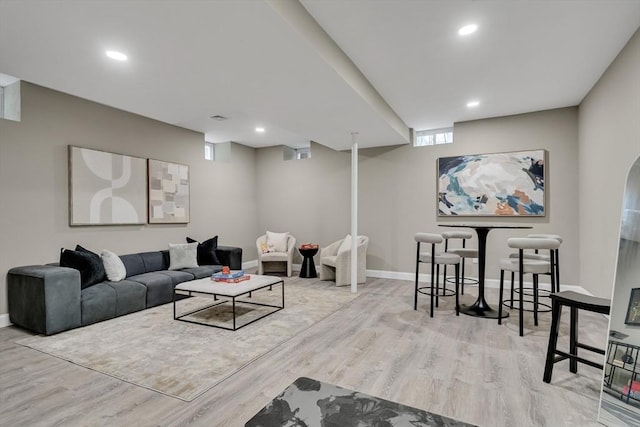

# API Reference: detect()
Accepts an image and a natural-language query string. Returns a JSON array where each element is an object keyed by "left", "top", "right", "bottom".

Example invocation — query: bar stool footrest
[
  {"left": 445, "top": 276, "right": 478, "bottom": 285},
  {"left": 501, "top": 299, "right": 552, "bottom": 313},
  {"left": 417, "top": 286, "right": 457, "bottom": 297},
  {"left": 552, "top": 350, "right": 604, "bottom": 370}
]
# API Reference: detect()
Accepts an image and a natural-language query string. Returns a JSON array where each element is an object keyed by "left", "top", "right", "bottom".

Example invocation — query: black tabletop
[{"left": 438, "top": 223, "right": 533, "bottom": 229}]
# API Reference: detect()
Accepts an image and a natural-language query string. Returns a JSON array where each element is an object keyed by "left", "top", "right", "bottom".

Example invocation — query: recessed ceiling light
[
  {"left": 458, "top": 24, "right": 478, "bottom": 36},
  {"left": 255, "top": 127, "right": 265, "bottom": 133},
  {"left": 106, "top": 50, "right": 127, "bottom": 61},
  {"left": 466, "top": 100, "right": 480, "bottom": 108}
]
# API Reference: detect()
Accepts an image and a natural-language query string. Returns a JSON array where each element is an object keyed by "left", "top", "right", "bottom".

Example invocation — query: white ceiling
[{"left": 1, "top": 1, "right": 638, "bottom": 151}]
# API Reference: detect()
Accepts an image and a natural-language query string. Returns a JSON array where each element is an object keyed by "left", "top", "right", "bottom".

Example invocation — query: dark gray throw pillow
[
  {"left": 186, "top": 236, "right": 220, "bottom": 265},
  {"left": 59, "top": 246, "right": 107, "bottom": 289}
]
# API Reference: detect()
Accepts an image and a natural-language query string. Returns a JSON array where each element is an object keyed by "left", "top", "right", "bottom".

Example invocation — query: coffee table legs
[{"left": 173, "top": 280, "right": 285, "bottom": 330}]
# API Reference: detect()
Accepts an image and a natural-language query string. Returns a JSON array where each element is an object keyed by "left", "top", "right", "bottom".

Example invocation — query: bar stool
[
  {"left": 509, "top": 233, "right": 562, "bottom": 293},
  {"left": 414, "top": 233, "right": 461, "bottom": 318},
  {"left": 543, "top": 291, "right": 611, "bottom": 383},
  {"left": 498, "top": 237, "right": 560, "bottom": 336},
  {"left": 442, "top": 231, "right": 479, "bottom": 295}
]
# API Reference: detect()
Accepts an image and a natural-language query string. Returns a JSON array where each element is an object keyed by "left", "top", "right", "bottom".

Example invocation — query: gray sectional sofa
[{"left": 7, "top": 245, "right": 242, "bottom": 335}]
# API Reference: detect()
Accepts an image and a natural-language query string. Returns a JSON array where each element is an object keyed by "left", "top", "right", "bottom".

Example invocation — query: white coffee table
[{"left": 173, "top": 275, "right": 284, "bottom": 330}]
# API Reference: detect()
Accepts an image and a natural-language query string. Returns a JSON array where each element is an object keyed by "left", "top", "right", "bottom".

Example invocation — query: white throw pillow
[
  {"left": 337, "top": 234, "right": 352, "bottom": 254},
  {"left": 101, "top": 249, "right": 126, "bottom": 282},
  {"left": 266, "top": 231, "right": 289, "bottom": 253},
  {"left": 168, "top": 242, "right": 199, "bottom": 270}
]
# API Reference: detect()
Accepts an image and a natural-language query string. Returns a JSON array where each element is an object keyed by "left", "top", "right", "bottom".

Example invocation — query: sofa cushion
[
  {"left": 160, "top": 270, "right": 195, "bottom": 285},
  {"left": 181, "top": 265, "right": 220, "bottom": 279},
  {"left": 106, "top": 280, "right": 146, "bottom": 316},
  {"left": 168, "top": 243, "right": 199, "bottom": 270},
  {"left": 140, "top": 251, "right": 167, "bottom": 273},
  {"left": 186, "top": 236, "right": 221, "bottom": 266},
  {"left": 60, "top": 247, "right": 106, "bottom": 289},
  {"left": 120, "top": 253, "right": 146, "bottom": 277},
  {"left": 127, "top": 272, "right": 174, "bottom": 308},
  {"left": 101, "top": 249, "right": 126, "bottom": 281},
  {"left": 81, "top": 283, "right": 116, "bottom": 325}
]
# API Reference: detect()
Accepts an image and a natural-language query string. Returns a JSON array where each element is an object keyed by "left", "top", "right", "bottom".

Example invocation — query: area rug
[
  {"left": 246, "top": 377, "right": 478, "bottom": 426},
  {"left": 17, "top": 281, "right": 359, "bottom": 402}
]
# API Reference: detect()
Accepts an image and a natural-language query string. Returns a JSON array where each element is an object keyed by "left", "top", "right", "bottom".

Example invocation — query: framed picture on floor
[
  {"left": 69, "top": 146, "right": 147, "bottom": 225},
  {"left": 437, "top": 149, "right": 546, "bottom": 216},
  {"left": 625, "top": 288, "right": 640, "bottom": 325},
  {"left": 148, "top": 159, "right": 190, "bottom": 224}
]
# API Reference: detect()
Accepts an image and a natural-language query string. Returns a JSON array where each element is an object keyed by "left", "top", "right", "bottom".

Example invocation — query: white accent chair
[
  {"left": 256, "top": 233, "right": 296, "bottom": 277},
  {"left": 319, "top": 235, "right": 369, "bottom": 287}
]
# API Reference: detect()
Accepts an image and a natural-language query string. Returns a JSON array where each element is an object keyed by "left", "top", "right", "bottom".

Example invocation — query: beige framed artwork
[
  {"left": 69, "top": 146, "right": 147, "bottom": 226},
  {"left": 148, "top": 159, "right": 190, "bottom": 224}
]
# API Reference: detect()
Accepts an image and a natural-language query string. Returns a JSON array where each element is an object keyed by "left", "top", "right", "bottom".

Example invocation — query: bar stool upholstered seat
[
  {"left": 414, "top": 233, "right": 461, "bottom": 317},
  {"left": 509, "top": 233, "right": 563, "bottom": 293}
]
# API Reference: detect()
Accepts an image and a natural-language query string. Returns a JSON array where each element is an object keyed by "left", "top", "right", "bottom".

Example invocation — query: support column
[{"left": 351, "top": 132, "right": 359, "bottom": 293}]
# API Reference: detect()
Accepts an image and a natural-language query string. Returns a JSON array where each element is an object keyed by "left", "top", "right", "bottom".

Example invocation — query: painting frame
[
  {"left": 147, "top": 158, "right": 190, "bottom": 224},
  {"left": 68, "top": 145, "right": 147, "bottom": 226},
  {"left": 437, "top": 149, "right": 546, "bottom": 217},
  {"left": 624, "top": 288, "right": 640, "bottom": 325}
]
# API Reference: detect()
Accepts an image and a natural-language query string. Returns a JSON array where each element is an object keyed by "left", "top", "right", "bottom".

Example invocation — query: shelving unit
[{"left": 604, "top": 340, "right": 640, "bottom": 407}]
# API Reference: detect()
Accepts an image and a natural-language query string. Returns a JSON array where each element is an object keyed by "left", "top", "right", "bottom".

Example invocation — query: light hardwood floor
[{"left": 0, "top": 277, "right": 608, "bottom": 426}]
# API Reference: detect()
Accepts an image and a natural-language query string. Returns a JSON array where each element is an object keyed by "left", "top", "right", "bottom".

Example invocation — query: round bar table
[{"left": 438, "top": 224, "right": 532, "bottom": 318}]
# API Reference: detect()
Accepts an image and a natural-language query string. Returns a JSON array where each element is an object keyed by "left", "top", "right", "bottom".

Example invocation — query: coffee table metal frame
[{"left": 173, "top": 276, "right": 284, "bottom": 331}]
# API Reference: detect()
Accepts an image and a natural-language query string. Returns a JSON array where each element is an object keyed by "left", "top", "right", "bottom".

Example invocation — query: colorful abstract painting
[
  {"left": 148, "top": 159, "right": 190, "bottom": 223},
  {"left": 69, "top": 146, "right": 147, "bottom": 225},
  {"left": 438, "top": 149, "right": 545, "bottom": 216}
]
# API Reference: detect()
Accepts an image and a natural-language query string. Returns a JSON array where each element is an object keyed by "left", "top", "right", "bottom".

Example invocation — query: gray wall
[
  {"left": 1, "top": 29, "right": 638, "bottom": 319},
  {"left": 254, "top": 108, "right": 580, "bottom": 287},
  {"left": 254, "top": 142, "right": 351, "bottom": 263},
  {"left": 579, "top": 29, "right": 640, "bottom": 298},
  {"left": 359, "top": 107, "right": 580, "bottom": 284},
  {"left": 0, "top": 82, "right": 259, "bottom": 315}
]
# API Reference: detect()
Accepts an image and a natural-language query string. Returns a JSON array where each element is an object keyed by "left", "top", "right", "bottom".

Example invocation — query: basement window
[
  {"left": 283, "top": 145, "right": 311, "bottom": 161},
  {"left": 0, "top": 73, "right": 21, "bottom": 122},
  {"left": 414, "top": 127, "right": 453, "bottom": 147},
  {"left": 204, "top": 142, "right": 214, "bottom": 160}
]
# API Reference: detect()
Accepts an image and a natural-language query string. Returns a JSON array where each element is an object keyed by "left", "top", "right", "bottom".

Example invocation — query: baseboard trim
[
  {"left": 242, "top": 259, "right": 258, "bottom": 270},
  {"left": 0, "top": 269, "right": 597, "bottom": 329},
  {"left": 0, "top": 313, "right": 11, "bottom": 329},
  {"left": 365, "top": 269, "right": 591, "bottom": 295}
]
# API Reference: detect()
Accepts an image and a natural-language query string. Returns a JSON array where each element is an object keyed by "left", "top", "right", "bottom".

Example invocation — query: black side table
[{"left": 299, "top": 246, "right": 318, "bottom": 278}]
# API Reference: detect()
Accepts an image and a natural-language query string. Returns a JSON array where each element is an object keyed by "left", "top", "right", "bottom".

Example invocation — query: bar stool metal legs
[{"left": 414, "top": 233, "right": 461, "bottom": 317}]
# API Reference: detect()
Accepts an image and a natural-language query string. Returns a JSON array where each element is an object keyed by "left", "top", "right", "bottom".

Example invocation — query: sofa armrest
[
  {"left": 8, "top": 265, "right": 82, "bottom": 335},
  {"left": 215, "top": 245, "right": 243, "bottom": 270}
]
